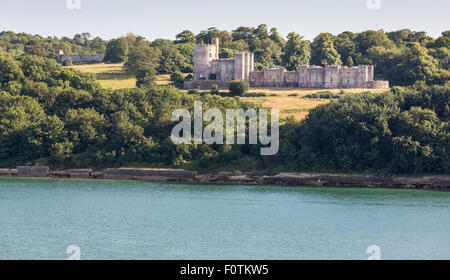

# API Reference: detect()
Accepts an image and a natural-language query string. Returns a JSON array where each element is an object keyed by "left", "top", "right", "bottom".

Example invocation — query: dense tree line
[{"left": 0, "top": 31, "right": 107, "bottom": 58}]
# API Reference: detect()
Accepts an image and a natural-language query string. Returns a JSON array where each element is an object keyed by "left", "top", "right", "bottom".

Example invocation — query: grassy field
[
  {"left": 68, "top": 63, "right": 173, "bottom": 90},
  {"left": 69, "top": 63, "right": 136, "bottom": 90},
  {"left": 69, "top": 63, "right": 386, "bottom": 120},
  {"left": 180, "top": 87, "right": 385, "bottom": 120},
  {"left": 243, "top": 88, "right": 386, "bottom": 120}
]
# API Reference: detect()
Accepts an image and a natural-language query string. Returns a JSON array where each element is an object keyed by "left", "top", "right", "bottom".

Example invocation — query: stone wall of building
[
  {"left": 211, "top": 58, "right": 235, "bottom": 81},
  {"left": 57, "top": 51, "right": 105, "bottom": 64},
  {"left": 248, "top": 65, "right": 389, "bottom": 89},
  {"left": 366, "top": 80, "right": 391, "bottom": 89},
  {"left": 184, "top": 80, "right": 231, "bottom": 90},
  {"left": 233, "top": 53, "right": 254, "bottom": 81}
]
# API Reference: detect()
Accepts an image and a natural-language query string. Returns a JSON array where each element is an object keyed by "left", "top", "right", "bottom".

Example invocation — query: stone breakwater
[{"left": 0, "top": 167, "right": 449, "bottom": 190}]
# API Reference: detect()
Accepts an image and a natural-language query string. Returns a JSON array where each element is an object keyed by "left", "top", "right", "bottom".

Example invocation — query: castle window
[{"left": 209, "top": 53, "right": 212, "bottom": 58}]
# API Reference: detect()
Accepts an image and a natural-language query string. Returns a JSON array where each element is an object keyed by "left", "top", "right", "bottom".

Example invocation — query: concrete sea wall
[
  {"left": 103, "top": 168, "right": 198, "bottom": 181},
  {"left": 16, "top": 166, "right": 49, "bottom": 177},
  {"left": 0, "top": 166, "right": 449, "bottom": 190}
]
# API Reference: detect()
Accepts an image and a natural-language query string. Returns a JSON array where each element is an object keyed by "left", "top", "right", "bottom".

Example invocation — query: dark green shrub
[
  {"left": 136, "top": 68, "right": 157, "bottom": 87},
  {"left": 245, "top": 92, "right": 267, "bottom": 97},
  {"left": 210, "top": 84, "right": 220, "bottom": 95},
  {"left": 170, "top": 72, "right": 185, "bottom": 84},
  {"left": 62, "top": 58, "right": 73, "bottom": 66},
  {"left": 229, "top": 80, "right": 250, "bottom": 96},
  {"left": 187, "top": 89, "right": 200, "bottom": 95}
]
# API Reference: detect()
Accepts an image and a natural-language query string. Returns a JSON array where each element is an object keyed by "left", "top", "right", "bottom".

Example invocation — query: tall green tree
[
  {"left": 196, "top": 27, "right": 232, "bottom": 44},
  {"left": 394, "top": 42, "right": 440, "bottom": 86},
  {"left": 254, "top": 38, "right": 282, "bottom": 68},
  {"left": 270, "top": 28, "right": 286, "bottom": 48},
  {"left": 24, "top": 39, "right": 52, "bottom": 57},
  {"left": 345, "top": 56, "right": 354, "bottom": 67},
  {"left": 334, "top": 31, "right": 359, "bottom": 65},
  {"left": 433, "top": 31, "right": 450, "bottom": 48},
  {"left": 157, "top": 45, "right": 187, "bottom": 74},
  {"left": 104, "top": 38, "right": 129, "bottom": 63},
  {"left": 0, "top": 56, "right": 24, "bottom": 89},
  {"left": 125, "top": 42, "right": 160, "bottom": 74},
  {"left": 175, "top": 30, "right": 195, "bottom": 44},
  {"left": 282, "top": 32, "right": 311, "bottom": 71},
  {"left": 355, "top": 30, "right": 394, "bottom": 57},
  {"left": 254, "top": 24, "right": 269, "bottom": 40},
  {"left": 311, "top": 33, "right": 342, "bottom": 66},
  {"left": 231, "top": 26, "right": 255, "bottom": 42}
]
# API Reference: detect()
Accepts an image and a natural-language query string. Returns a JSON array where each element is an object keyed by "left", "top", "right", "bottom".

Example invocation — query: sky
[{"left": 0, "top": 0, "right": 449, "bottom": 41}]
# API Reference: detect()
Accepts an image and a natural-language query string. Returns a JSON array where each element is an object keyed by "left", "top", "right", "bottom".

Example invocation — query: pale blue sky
[{"left": 0, "top": 0, "right": 448, "bottom": 41}]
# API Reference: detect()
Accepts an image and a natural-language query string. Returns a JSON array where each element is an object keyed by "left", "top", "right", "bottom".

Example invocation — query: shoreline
[{"left": 0, "top": 166, "right": 449, "bottom": 190}]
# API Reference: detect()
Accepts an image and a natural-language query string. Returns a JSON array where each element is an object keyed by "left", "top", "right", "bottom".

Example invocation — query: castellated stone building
[
  {"left": 250, "top": 65, "right": 389, "bottom": 89},
  {"left": 185, "top": 38, "right": 254, "bottom": 89},
  {"left": 185, "top": 38, "right": 389, "bottom": 90}
]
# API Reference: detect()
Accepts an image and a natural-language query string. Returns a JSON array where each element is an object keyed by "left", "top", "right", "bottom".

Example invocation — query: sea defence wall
[
  {"left": 103, "top": 168, "right": 198, "bottom": 181},
  {"left": 260, "top": 173, "right": 450, "bottom": 189},
  {"left": 0, "top": 169, "right": 14, "bottom": 176},
  {"left": 0, "top": 166, "right": 449, "bottom": 190},
  {"left": 16, "top": 166, "right": 49, "bottom": 177},
  {"left": 68, "top": 169, "right": 93, "bottom": 178}
]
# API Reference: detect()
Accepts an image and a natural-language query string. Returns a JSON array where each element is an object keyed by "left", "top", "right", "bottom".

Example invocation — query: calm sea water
[{"left": 0, "top": 177, "right": 449, "bottom": 260}]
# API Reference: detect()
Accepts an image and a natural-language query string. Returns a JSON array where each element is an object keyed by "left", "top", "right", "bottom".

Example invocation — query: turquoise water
[{"left": 0, "top": 177, "right": 449, "bottom": 260}]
